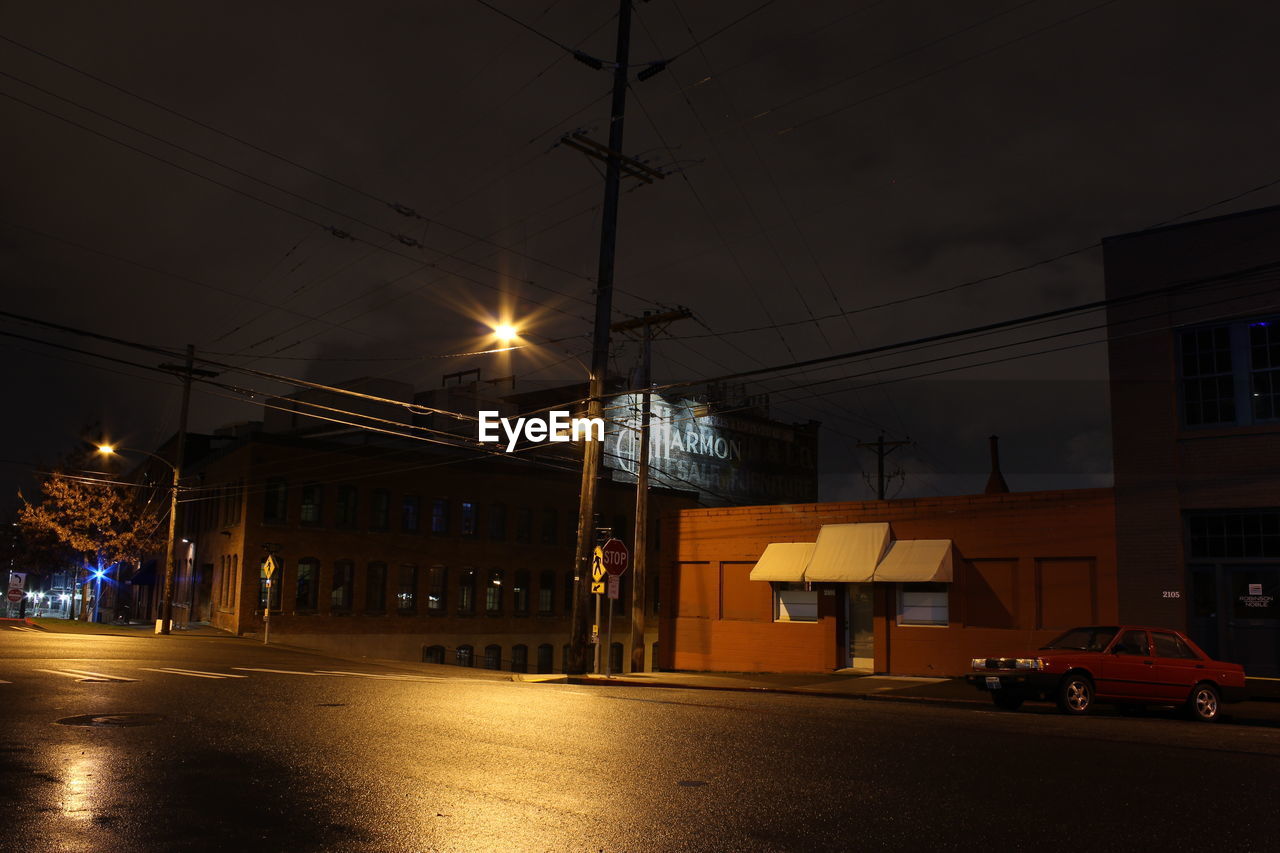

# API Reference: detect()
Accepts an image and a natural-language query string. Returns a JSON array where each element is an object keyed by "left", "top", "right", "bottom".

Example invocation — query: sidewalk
[
  {"left": 27, "top": 617, "right": 233, "bottom": 638},
  {"left": 559, "top": 669, "right": 1280, "bottom": 727}
]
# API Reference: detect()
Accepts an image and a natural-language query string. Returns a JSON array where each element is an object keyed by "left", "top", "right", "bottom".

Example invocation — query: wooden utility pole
[
  {"left": 568, "top": 0, "right": 634, "bottom": 675},
  {"left": 856, "top": 434, "right": 911, "bottom": 500},
  {"left": 612, "top": 307, "right": 691, "bottom": 673}
]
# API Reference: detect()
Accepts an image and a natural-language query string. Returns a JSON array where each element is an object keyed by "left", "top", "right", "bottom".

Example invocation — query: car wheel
[
  {"left": 992, "top": 693, "right": 1023, "bottom": 711},
  {"left": 1185, "top": 683, "right": 1221, "bottom": 722},
  {"left": 1057, "top": 674, "right": 1093, "bottom": 715}
]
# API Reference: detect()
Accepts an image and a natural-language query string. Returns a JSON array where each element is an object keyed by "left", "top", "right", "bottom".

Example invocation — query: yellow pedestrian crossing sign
[
  {"left": 262, "top": 555, "right": 277, "bottom": 579},
  {"left": 591, "top": 547, "right": 606, "bottom": 582},
  {"left": 591, "top": 581, "right": 605, "bottom": 594}
]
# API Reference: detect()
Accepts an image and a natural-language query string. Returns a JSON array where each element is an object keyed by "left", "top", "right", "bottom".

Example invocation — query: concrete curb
[{"left": 564, "top": 676, "right": 988, "bottom": 709}]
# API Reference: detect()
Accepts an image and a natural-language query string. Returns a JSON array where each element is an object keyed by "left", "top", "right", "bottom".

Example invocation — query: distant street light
[
  {"left": 492, "top": 323, "right": 519, "bottom": 345},
  {"left": 97, "top": 443, "right": 181, "bottom": 635}
]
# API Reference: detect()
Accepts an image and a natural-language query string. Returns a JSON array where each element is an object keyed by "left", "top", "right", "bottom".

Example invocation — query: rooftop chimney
[{"left": 985, "top": 435, "right": 1010, "bottom": 494}]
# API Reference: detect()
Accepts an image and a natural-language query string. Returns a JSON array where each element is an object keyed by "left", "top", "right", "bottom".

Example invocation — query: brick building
[
  {"left": 659, "top": 488, "right": 1117, "bottom": 676},
  {"left": 1105, "top": 204, "right": 1280, "bottom": 676},
  {"left": 169, "top": 429, "right": 695, "bottom": 672}
]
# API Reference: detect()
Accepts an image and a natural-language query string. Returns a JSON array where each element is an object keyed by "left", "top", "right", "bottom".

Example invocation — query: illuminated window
[
  {"left": 457, "top": 568, "right": 475, "bottom": 615},
  {"left": 537, "top": 570, "right": 555, "bottom": 615},
  {"left": 397, "top": 564, "right": 418, "bottom": 614},
  {"left": 512, "top": 569, "right": 529, "bottom": 615},
  {"left": 485, "top": 569, "right": 503, "bottom": 614},
  {"left": 897, "top": 582, "right": 949, "bottom": 626},
  {"left": 427, "top": 565, "right": 447, "bottom": 612},
  {"left": 295, "top": 558, "right": 318, "bottom": 611},
  {"left": 330, "top": 559, "right": 354, "bottom": 612},
  {"left": 300, "top": 484, "right": 322, "bottom": 525}
]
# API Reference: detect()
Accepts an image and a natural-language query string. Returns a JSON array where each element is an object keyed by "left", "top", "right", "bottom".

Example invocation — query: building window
[
  {"left": 564, "top": 570, "right": 575, "bottom": 613},
  {"left": 898, "top": 582, "right": 950, "bottom": 626},
  {"left": 561, "top": 644, "right": 571, "bottom": 674},
  {"left": 536, "top": 643, "right": 554, "bottom": 674},
  {"left": 431, "top": 499, "right": 451, "bottom": 535},
  {"left": 335, "top": 485, "right": 358, "bottom": 528},
  {"left": 300, "top": 484, "right": 323, "bottom": 525},
  {"left": 263, "top": 478, "right": 287, "bottom": 524},
  {"left": 397, "top": 564, "right": 418, "bottom": 614},
  {"left": 1179, "top": 317, "right": 1280, "bottom": 427},
  {"left": 485, "top": 569, "right": 503, "bottom": 614},
  {"left": 489, "top": 503, "right": 507, "bottom": 541},
  {"left": 512, "top": 569, "right": 529, "bottom": 615},
  {"left": 422, "top": 645, "right": 445, "bottom": 664},
  {"left": 515, "top": 508, "right": 532, "bottom": 543},
  {"left": 260, "top": 558, "right": 283, "bottom": 611},
  {"left": 331, "top": 559, "right": 354, "bottom": 612},
  {"left": 457, "top": 568, "right": 476, "bottom": 615},
  {"left": 1188, "top": 510, "right": 1280, "bottom": 559},
  {"left": 1251, "top": 320, "right": 1280, "bottom": 420},
  {"left": 511, "top": 644, "right": 528, "bottom": 673},
  {"left": 366, "top": 562, "right": 387, "bottom": 613},
  {"left": 427, "top": 565, "right": 447, "bottom": 613},
  {"left": 461, "top": 501, "right": 478, "bottom": 537},
  {"left": 402, "top": 495, "right": 421, "bottom": 532},
  {"left": 774, "top": 582, "right": 817, "bottom": 622},
  {"left": 483, "top": 644, "right": 502, "bottom": 670},
  {"left": 370, "top": 489, "right": 390, "bottom": 530},
  {"left": 456, "top": 645, "right": 474, "bottom": 667},
  {"left": 537, "top": 570, "right": 555, "bottom": 615},
  {"left": 540, "top": 509, "right": 557, "bottom": 545},
  {"left": 295, "top": 558, "right": 319, "bottom": 611}
]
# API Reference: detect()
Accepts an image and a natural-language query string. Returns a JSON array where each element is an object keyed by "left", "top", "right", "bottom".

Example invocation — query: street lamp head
[
  {"left": 492, "top": 323, "right": 519, "bottom": 345},
  {"left": 96, "top": 444, "right": 116, "bottom": 455}
]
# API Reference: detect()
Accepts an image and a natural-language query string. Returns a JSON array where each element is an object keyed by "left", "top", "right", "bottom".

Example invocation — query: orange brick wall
[{"left": 660, "top": 489, "right": 1117, "bottom": 675}]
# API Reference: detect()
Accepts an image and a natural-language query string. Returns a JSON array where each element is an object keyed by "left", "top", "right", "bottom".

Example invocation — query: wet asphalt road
[{"left": 2, "top": 629, "right": 1279, "bottom": 853}]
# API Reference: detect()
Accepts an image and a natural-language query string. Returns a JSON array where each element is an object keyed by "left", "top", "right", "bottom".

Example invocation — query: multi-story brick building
[{"left": 1105, "top": 204, "right": 1280, "bottom": 676}]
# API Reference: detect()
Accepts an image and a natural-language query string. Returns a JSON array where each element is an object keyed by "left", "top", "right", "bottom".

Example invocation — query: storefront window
[
  {"left": 774, "top": 582, "right": 817, "bottom": 622},
  {"left": 898, "top": 582, "right": 949, "bottom": 626}
]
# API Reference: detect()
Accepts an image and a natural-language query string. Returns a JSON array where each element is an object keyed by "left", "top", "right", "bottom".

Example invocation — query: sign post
[
  {"left": 601, "top": 539, "right": 629, "bottom": 676},
  {"left": 262, "top": 555, "right": 277, "bottom": 645},
  {"left": 591, "top": 547, "right": 606, "bottom": 672}
]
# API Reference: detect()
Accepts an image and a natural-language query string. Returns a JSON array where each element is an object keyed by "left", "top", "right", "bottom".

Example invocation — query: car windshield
[{"left": 1040, "top": 626, "right": 1119, "bottom": 651}]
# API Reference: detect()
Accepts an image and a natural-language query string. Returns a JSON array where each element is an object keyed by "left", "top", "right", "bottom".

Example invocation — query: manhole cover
[{"left": 57, "top": 713, "right": 165, "bottom": 728}]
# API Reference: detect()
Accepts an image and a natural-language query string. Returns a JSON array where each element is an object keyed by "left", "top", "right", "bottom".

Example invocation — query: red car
[{"left": 964, "top": 625, "right": 1247, "bottom": 721}]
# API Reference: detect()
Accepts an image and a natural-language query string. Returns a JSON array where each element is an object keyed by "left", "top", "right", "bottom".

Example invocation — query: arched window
[
  {"left": 485, "top": 569, "right": 503, "bottom": 614},
  {"left": 483, "top": 644, "right": 502, "bottom": 670},
  {"left": 456, "top": 644, "right": 474, "bottom": 667},
  {"left": 295, "top": 558, "right": 319, "bottom": 611},
  {"left": 457, "top": 568, "right": 476, "bottom": 615},
  {"left": 511, "top": 644, "right": 528, "bottom": 673},
  {"left": 422, "top": 645, "right": 445, "bottom": 664},
  {"left": 536, "top": 643, "right": 554, "bottom": 674}
]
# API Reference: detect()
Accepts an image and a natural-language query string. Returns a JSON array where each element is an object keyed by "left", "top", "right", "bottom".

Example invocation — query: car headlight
[
  {"left": 970, "top": 658, "right": 988, "bottom": 671},
  {"left": 1014, "top": 658, "right": 1044, "bottom": 670}
]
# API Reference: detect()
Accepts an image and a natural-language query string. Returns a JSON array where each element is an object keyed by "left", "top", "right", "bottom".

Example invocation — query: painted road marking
[
  {"left": 231, "top": 667, "right": 321, "bottom": 676},
  {"left": 34, "top": 668, "right": 137, "bottom": 682},
  {"left": 313, "top": 670, "right": 444, "bottom": 682},
  {"left": 140, "top": 667, "right": 247, "bottom": 680},
  {"left": 8, "top": 626, "right": 40, "bottom": 633}
]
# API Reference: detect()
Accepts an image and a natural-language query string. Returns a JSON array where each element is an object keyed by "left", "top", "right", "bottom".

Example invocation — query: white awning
[
  {"left": 749, "top": 542, "right": 816, "bottom": 582},
  {"left": 872, "top": 539, "right": 953, "bottom": 583},
  {"left": 802, "top": 523, "right": 891, "bottom": 583}
]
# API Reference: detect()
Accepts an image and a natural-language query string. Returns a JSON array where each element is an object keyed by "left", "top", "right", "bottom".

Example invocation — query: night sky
[{"left": 4, "top": 0, "right": 1280, "bottom": 512}]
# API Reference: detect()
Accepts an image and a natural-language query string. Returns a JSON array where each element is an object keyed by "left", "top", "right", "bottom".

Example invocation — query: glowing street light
[
  {"left": 97, "top": 443, "right": 181, "bottom": 634},
  {"left": 492, "top": 323, "right": 519, "bottom": 345}
]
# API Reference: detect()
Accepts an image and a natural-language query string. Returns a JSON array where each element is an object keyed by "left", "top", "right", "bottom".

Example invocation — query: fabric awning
[
  {"left": 803, "top": 523, "right": 891, "bottom": 583},
  {"left": 872, "top": 539, "right": 953, "bottom": 583},
  {"left": 749, "top": 542, "right": 816, "bottom": 582}
]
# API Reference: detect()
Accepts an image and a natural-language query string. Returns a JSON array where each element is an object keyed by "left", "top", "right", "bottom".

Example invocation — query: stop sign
[
  {"left": 6, "top": 588, "right": 22, "bottom": 603},
  {"left": 601, "top": 538, "right": 629, "bottom": 576}
]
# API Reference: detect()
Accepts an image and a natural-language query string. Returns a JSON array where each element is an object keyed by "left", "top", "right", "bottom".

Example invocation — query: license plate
[{"left": 986, "top": 676, "right": 1002, "bottom": 690}]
